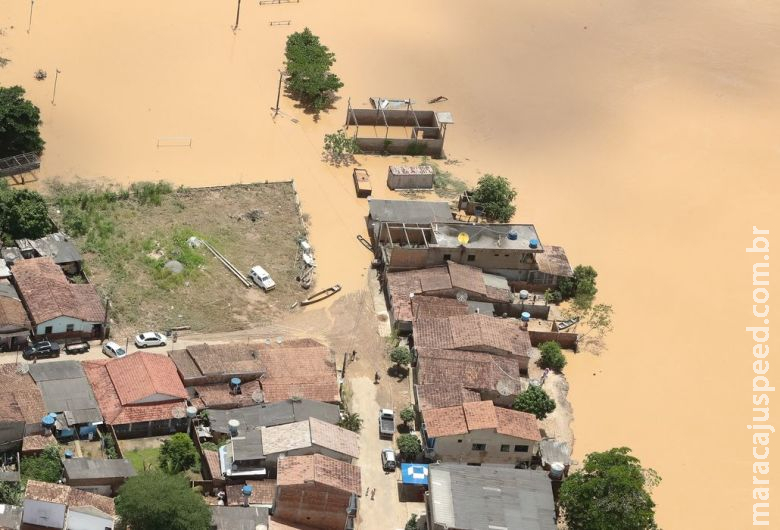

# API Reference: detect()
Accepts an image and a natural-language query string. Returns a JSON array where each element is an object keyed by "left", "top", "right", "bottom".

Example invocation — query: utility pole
[
  {"left": 27, "top": 0, "right": 34, "bottom": 34},
  {"left": 51, "top": 69, "right": 61, "bottom": 105},
  {"left": 233, "top": 0, "right": 242, "bottom": 31},
  {"left": 274, "top": 70, "right": 286, "bottom": 117}
]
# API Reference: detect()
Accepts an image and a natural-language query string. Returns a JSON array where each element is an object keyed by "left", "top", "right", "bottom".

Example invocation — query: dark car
[{"left": 22, "top": 341, "right": 61, "bottom": 360}]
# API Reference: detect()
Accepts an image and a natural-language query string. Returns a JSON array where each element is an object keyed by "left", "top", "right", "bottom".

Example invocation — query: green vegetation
[
  {"left": 559, "top": 447, "right": 661, "bottom": 530},
  {"left": 390, "top": 345, "right": 412, "bottom": 369},
  {"left": 0, "top": 180, "right": 51, "bottom": 243},
  {"left": 144, "top": 227, "right": 206, "bottom": 291},
  {"left": 400, "top": 405, "right": 416, "bottom": 426},
  {"left": 130, "top": 181, "right": 173, "bottom": 206},
  {"left": 405, "top": 141, "right": 427, "bottom": 156},
  {"left": 21, "top": 445, "right": 62, "bottom": 483},
  {"left": 158, "top": 433, "right": 200, "bottom": 474},
  {"left": 405, "top": 514, "right": 419, "bottom": 530},
  {"left": 103, "top": 435, "right": 119, "bottom": 459},
  {"left": 323, "top": 129, "right": 359, "bottom": 165},
  {"left": 285, "top": 28, "right": 343, "bottom": 111},
  {"left": 558, "top": 264, "right": 599, "bottom": 310},
  {"left": 512, "top": 385, "right": 556, "bottom": 420},
  {"left": 537, "top": 341, "right": 567, "bottom": 372},
  {"left": 338, "top": 411, "right": 363, "bottom": 433},
  {"left": 425, "top": 159, "right": 468, "bottom": 198},
  {"left": 126, "top": 447, "right": 162, "bottom": 473},
  {"left": 0, "top": 85, "right": 44, "bottom": 157},
  {"left": 0, "top": 482, "right": 22, "bottom": 505},
  {"left": 397, "top": 434, "right": 422, "bottom": 461},
  {"left": 470, "top": 174, "right": 517, "bottom": 222},
  {"left": 116, "top": 472, "right": 211, "bottom": 530}
]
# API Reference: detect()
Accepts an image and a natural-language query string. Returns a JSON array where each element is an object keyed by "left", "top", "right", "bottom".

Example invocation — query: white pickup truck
[{"left": 379, "top": 408, "right": 395, "bottom": 439}]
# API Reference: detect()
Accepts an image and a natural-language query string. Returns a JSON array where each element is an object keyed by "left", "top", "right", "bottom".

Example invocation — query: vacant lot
[{"left": 49, "top": 181, "right": 307, "bottom": 338}]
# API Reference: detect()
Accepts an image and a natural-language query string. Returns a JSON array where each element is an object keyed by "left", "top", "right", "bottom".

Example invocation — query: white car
[
  {"left": 102, "top": 341, "right": 127, "bottom": 358},
  {"left": 381, "top": 448, "right": 397, "bottom": 471},
  {"left": 250, "top": 266, "right": 276, "bottom": 291},
  {"left": 134, "top": 332, "right": 167, "bottom": 348}
]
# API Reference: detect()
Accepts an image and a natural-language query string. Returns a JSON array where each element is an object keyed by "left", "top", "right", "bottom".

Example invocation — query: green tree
[
  {"left": 513, "top": 385, "right": 556, "bottom": 420},
  {"left": 537, "top": 341, "right": 567, "bottom": 372},
  {"left": 405, "top": 514, "right": 419, "bottom": 530},
  {"left": 397, "top": 434, "right": 422, "bottom": 461},
  {"left": 0, "top": 481, "right": 22, "bottom": 505},
  {"left": 284, "top": 28, "right": 344, "bottom": 111},
  {"left": 559, "top": 447, "right": 661, "bottom": 530},
  {"left": 0, "top": 180, "right": 50, "bottom": 242},
  {"left": 338, "top": 411, "right": 363, "bottom": 433},
  {"left": 0, "top": 85, "right": 44, "bottom": 158},
  {"left": 390, "top": 345, "right": 412, "bottom": 369},
  {"left": 558, "top": 265, "right": 599, "bottom": 310},
  {"left": 116, "top": 472, "right": 211, "bottom": 530},
  {"left": 20, "top": 445, "right": 61, "bottom": 483},
  {"left": 158, "top": 433, "right": 199, "bottom": 474},
  {"left": 399, "top": 405, "right": 415, "bottom": 426},
  {"left": 470, "top": 174, "right": 517, "bottom": 222}
]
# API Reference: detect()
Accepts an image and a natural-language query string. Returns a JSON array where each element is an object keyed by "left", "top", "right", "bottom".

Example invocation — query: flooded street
[{"left": 2, "top": 1, "right": 779, "bottom": 527}]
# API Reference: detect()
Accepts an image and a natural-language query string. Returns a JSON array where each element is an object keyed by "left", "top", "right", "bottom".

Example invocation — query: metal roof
[
  {"left": 29, "top": 362, "right": 102, "bottom": 425},
  {"left": 210, "top": 506, "right": 269, "bottom": 530},
  {"left": 368, "top": 199, "right": 454, "bottom": 224},
  {"left": 208, "top": 399, "right": 340, "bottom": 435},
  {"left": 0, "top": 503, "right": 22, "bottom": 530},
  {"left": 232, "top": 430, "right": 264, "bottom": 461},
  {"left": 63, "top": 458, "right": 136, "bottom": 480},
  {"left": 428, "top": 464, "right": 556, "bottom": 530}
]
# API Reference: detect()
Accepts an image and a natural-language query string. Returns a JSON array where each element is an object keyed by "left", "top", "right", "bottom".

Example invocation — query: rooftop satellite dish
[
  {"left": 265, "top": 338, "right": 272, "bottom": 345},
  {"left": 276, "top": 336, "right": 283, "bottom": 344},
  {"left": 251, "top": 390, "right": 265, "bottom": 403},
  {"left": 171, "top": 406, "right": 187, "bottom": 419},
  {"left": 495, "top": 378, "right": 513, "bottom": 396},
  {"left": 456, "top": 290, "right": 468, "bottom": 303},
  {"left": 457, "top": 232, "right": 470, "bottom": 246}
]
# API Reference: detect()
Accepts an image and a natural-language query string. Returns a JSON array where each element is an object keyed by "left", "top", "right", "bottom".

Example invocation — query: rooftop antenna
[{"left": 251, "top": 390, "right": 265, "bottom": 403}]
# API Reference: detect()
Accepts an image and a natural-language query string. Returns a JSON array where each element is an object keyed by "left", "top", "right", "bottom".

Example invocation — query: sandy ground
[{"left": 2, "top": 1, "right": 780, "bottom": 527}]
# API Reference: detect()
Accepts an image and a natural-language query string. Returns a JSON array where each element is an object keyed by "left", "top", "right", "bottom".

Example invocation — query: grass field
[
  {"left": 125, "top": 447, "right": 162, "bottom": 473},
  {"left": 47, "top": 181, "right": 308, "bottom": 337}
]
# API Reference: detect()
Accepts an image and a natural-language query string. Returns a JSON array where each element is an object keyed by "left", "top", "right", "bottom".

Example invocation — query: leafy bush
[
  {"left": 558, "top": 265, "right": 599, "bottom": 310},
  {"left": 158, "top": 433, "right": 199, "bottom": 474},
  {"left": 116, "top": 472, "right": 211, "bottom": 530},
  {"left": 397, "top": 434, "right": 422, "bottom": 461},
  {"left": 0, "top": 181, "right": 51, "bottom": 242},
  {"left": 538, "top": 341, "right": 567, "bottom": 372},
  {"left": 400, "top": 405, "right": 415, "bottom": 425},
  {"left": 338, "top": 412, "right": 363, "bottom": 433},
  {"left": 0, "top": 482, "right": 22, "bottom": 505},
  {"left": 390, "top": 345, "right": 412, "bottom": 368},
  {"left": 130, "top": 181, "right": 173, "bottom": 206},
  {"left": 21, "top": 445, "right": 62, "bottom": 483},
  {"left": 405, "top": 514, "right": 419, "bottom": 530},
  {"left": 200, "top": 442, "right": 219, "bottom": 452},
  {"left": 513, "top": 385, "right": 556, "bottom": 420},
  {"left": 285, "top": 28, "right": 343, "bottom": 110},
  {"left": 323, "top": 130, "right": 359, "bottom": 165},
  {"left": 103, "top": 435, "right": 119, "bottom": 459},
  {"left": 470, "top": 174, "right": 517, "bottom": 222}
]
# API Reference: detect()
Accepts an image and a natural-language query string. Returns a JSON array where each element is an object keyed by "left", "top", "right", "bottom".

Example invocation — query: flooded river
[{"left": 2, "top": 1, "right": 779, "bottom": 527}]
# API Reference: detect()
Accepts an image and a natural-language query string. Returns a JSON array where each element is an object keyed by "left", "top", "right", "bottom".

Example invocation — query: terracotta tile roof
[
  {"left": 193, "top": 380, "right": 262, "bottom": 409},
  {"left": 277, "top": 454, "right": 361, "bottom": 495},
  {"left": 22, "top": 434, "right": 57, "bottom": 453},
  {"left": 226, "top": 480, "right": 277, "bottom": 505},
  {"left": 25, "top": 480, "right": 116, "bottom": 517},
  {"left": 309, "top": 418, "right": 360, "bottom": 459},
  {"left": 413, "top": 314, "right": 531, "bottom": 360},
  {"left": 180, "top": 342, "right": 265, "bottom": 377},
  {"left": 495, "top": 407, "right": 542, "bottom": 441},
  {"left": 203, "top": 449, "right": 222, "bottom": 481},
  {"left": 0, "top": 365, "right": 46, "bottom": 425},
  {"left": 106, "top": 353, "right": 188, "bottom": 405},
  {"left": 415, "top": 383, "right": 481, "bottom": 411},
  {"left": 410, "top": 296, "right": 468, "bottom": 321},
  {"left": 269, "top": 518, "right": 322, "bottom": 530},
  {"left": 84, "top": 358, "right": 187, "bottom": 425},
  {"left": 462, "top": 401, "right": 498, "bottom": 431},
  {"left": 416, "top": 348, "right": 523, "bottom": 396},
  {"left": 536, "top": 245, "right": 574, "bottom": 278},
  {"left": 418, "top": 267, "right": 452, "bottom": 292},
  {"left": 447, "top": 261, "right": 487, "bottom": 295},
  {"left": 12, "top": 257, "right": 104, "bottom": 325},
  {"left": 0, "top": 294, "right": 29, "bottom": 330},
  {"left": 423, "top": 406, "right": 468, "bottom": 438}
]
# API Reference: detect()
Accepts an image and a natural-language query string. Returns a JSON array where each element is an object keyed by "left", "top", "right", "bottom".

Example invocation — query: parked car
[
  {"left": 379, "top": 408, "right": 395, "bottom": 439},
  {"left": 22, "top": 341, "right": 61, "bottom": 360},
  {"left": 134, "top": 332, "right": 167, "bottom": 348},
  {"left": 64, "top": 342, "right": 90, "bottom": 355},
  {"left": 102, "top": 341, "right": 127, "bottom": 358},
  {"left": 250, "top": 266, "right": 276, "bottom": 291},
  {"left": 381, "top": 448, "right": 397, "bottom": 472}
]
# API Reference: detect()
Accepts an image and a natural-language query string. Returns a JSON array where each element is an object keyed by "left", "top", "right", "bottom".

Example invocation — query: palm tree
[{"left": 338, "top": 412, "right": 363, "bottom": 433}]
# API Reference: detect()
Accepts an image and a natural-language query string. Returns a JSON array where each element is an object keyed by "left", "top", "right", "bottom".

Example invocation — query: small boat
[{"left": 300, "top": 284, "right": 341, "bottom": 306}]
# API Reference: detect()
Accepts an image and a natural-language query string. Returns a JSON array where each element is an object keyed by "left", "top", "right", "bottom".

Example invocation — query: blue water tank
[
  {"left": 230, "top": 377, "right": 241, "bottom": 387},
  {"left": 507, "top": 230, "right": 518, "bottom": 240},
  {"left": 42, "top": 415, "right": 55, "bottom": 427},
  {"left": 529, "top": 238, "right": 539, "bottom": 249},
  {"left": 242, "top": 485, "right": 253, "bottom": 496},
  {"left": 64, "top": 450, "right": 74, "bottom": 459},
  {"left": 521, "top": 312, "right": 531, "bottom": 322}
]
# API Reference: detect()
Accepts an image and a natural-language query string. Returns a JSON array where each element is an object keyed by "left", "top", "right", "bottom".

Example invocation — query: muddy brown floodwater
[{"left": 2, "top": 1, "right": 779, "bottom": 527}]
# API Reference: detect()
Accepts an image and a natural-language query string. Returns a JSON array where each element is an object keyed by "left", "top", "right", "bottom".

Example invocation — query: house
[
  {"left": 225, "top": 480, "right": 276, "bottom": 507},
  {"left": 412, "top": 313, "right": 532, "bottom": 370},
  {"left": 83, "top": 353, "right": 189, "bottom": 438},
  {"left": 425, "top": 464, "right": 556, "bottom": 530},
  {"left": 271, "top": 454, "right": 361, "bottom": 530},
  {"left": 0, "top": 281, "right": 30, "bottom": 351},
  {"left": 386, "top": 165, "right": 435, "bottom": 190},
  {"left": 170, "top": 339, "right": 340, "bottom": 405},
  {"left": 0, "top": 504, "right": 22, "bottom": 529},
  {"left": 29, "top": 362, "right": 102, "bottom": 440},
  {"left": 366, "top": 198, "right": 454, "bottom": 245},
  {"left": 22, "top": 480, "right": 116, "bottom": 530},
  {"left": 19, "top": 233, "right": 83, "bottom": 275},
  {"left": 218, "top": 418, "right": 359, "bottom": 480},
  {"left": 210, "top": 506, "right": 269, "bottom": 530},
  {"left": 11, "top": 258, "right": 106, "bottom": 340},
  {"left": 422, "top": 401, "right": 541, "bottom": 466},
  {"left": 415, "top": 348, "right": 524, "bottom": 410},
  {"left": 415, "top": 384, "right": 482, "bottom": 412},
  {"left": 62, "top": 458, "right": 136, "bottom": 496},
  {"left": 0, "top": 364, "right": 46, "bottom": 453},
  {"left": 207, "top": 399, "right": 341, "bottom": 437}
]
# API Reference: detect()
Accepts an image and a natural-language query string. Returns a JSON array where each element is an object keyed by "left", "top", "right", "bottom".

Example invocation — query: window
[
  {"left": 514, "top": 445, "right": 529, "bottom": 453},
  {"left": 44, "top": 326, "right": 53, "bottom": 335},
  {"left": 443, "top": 254, "right": 451, "bottom": 261},
  {"left": 467, "top": 255, "right": 476, "bottom": 262},
  {"left": 472, "top": 443, "right": 486, "bottom": 451},
  {"left": 467, "top": 462, "right": 481, "bottom": 466},
  {"left": 66, "top": 324, "right": 75, "bottom": 332},
  {"left": 500, "top": 444, "right": 510, "bottom": 452},
  {"left": 457, "top": 439, "right": 463, "bottom": 443}
]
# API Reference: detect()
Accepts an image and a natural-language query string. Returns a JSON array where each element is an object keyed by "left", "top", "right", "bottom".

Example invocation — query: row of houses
[{"left": 368, "top": 199, "right": 573, "bottom": 530}]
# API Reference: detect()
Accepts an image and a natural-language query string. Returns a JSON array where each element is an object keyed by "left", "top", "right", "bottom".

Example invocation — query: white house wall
[
  {"left": 66, "top": 509, "right": 115, "bottom": 530},
  {"left": 35, "top": 316, "right": 98, "bottom": 336},
  {"left": 22, "top": 498, "right": 66, "bottom": 528}
]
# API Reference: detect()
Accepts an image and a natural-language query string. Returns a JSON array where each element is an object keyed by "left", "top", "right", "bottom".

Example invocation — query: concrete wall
[
  {"left": 387, "top": 246, "right": 537, "bottom": 273},
  {"left": 273, "top": 484, "right": 350, "bottom": 530},
  {"left": 387, "top": 172, "right": 435, "bottom": 190},
  {"left": 528, "top": 331, "right": 578, "bottom": 349},
  {"left": 22, "top": 499, "right": 67, "bottom": 528},
  {"left": 113, "top": 417, "right": 189, "bottom": 439},
  {"left": 66, "top": 508, "right": 114, "bottom": 530},
  {"left": 355, "top": 137, "right": 445, "bottom": 158},
  {"left": 427, "top": 430, "right": 538, "bottom": 465},
  {"left": 66, "top": 477, "right": 125, "bottom": 496}
]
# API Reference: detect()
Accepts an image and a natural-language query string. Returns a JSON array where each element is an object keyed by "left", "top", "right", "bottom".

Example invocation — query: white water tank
[
  {"left": 550, "top": 462, "right": 565, "bottom": 480},
  {"left": 228, "top": 419, "right": 240, "bottom": 436},
  {"left": 186, "top": 406, "right": 198, "bottom": 418},
  {"left": 519, "top": 290, "right": 529, "bottom": 300}
]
